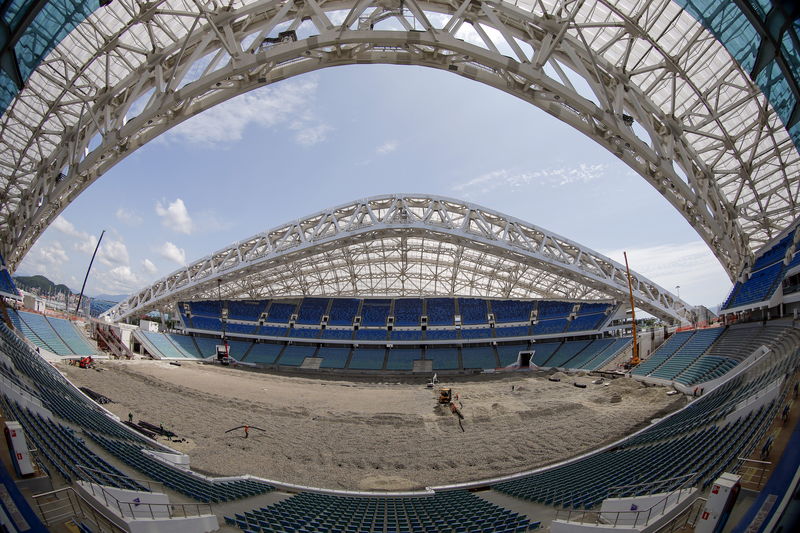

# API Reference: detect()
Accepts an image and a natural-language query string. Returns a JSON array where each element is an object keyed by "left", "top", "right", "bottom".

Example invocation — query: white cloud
[
  {"left": 142, "top": 258, "right": 158, "bottom": 275},
  {"left": 161, "top": 78, "right": 326, "bottom": 146},
  {"left": 376, "top": 140, "right": 398, "bottom": 155},
  {"left": 19, "top": 241, "right": 69, "bottom": 278},
  {"left": 155, "top": 198, "right": 193, "bottom": 234},
  {"left": 453, "top": 164, "right": 606, "bottom": 196},
  {"left": 115, "top": 207, "right": 143, "bottom": 226},
  {"left": 75, "top": 235, "right": 99, "bottom": 254},
  {"left": 293, "top": 123, "right": 332, "bottom": 146},
  {"left": 96, "top": 266, "right": 142, "bottom": 293},
  {"left": 35, "top": 242, "right": 69, "bottom": 265},
  {"left": 97, "top": 238, "right": 130, "bottom": 267},
  {"left": 601, "top": 242, "right": 731, "bottom": 307},
  {"left": 52, "top": 216, "right": 83, "bottom": 238},
  {"left": 157, "top": 241, "right": 186, "bottom": 265}
]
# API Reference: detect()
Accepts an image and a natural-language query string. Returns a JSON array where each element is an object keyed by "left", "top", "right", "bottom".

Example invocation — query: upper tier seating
[
  {"left": 361, "top": 299, "right": 391, "bottom": 326},
  {"left": 533, "top": 318, "right": 568, "bottom": 335},
  {"left": 491, "top": 299, "right": 534, "bottom": 323},
  {"left": 567, "top": 313, "right": 606, "bottom": 332},
  {"left": 393, "top": 299, "right": 422, "bottom": 326},
  {"left": 390, "top": 329, "right": 422, "bottom": 341},
  {"left": 458, "top": 298, "right": 488, "bottom": 324},
  {"left": 724, "top": 261, "right": 785, "bottom": 309},
  {"left": 328, "top": 298, "right": 359, "bottom": 325},
  {"left": 227, "top": 300, "right": 265, "bottom": 321},
  {"left": 751, "top": 233, "right": 793, "bottom": 271},
  {"left": 297, "top": 298, "right": 329, "bottom": 325},
  {"left": 0, "top": 253, "right": 18, "bottom": 297},
  {"left": 426, "top": 298, "right": 455, "bottom": 326},
  {"left": 537, "top": 301, "right": 573, "bottom": 319},
  {"left": 190, "top": 301, "right": 221, "bottom": 317},
  {"left": 266, "top": 302, "right": 296, "bottom": 323}
]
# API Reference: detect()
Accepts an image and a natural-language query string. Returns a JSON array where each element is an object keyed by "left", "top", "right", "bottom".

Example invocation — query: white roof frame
[
  {"left": 104, "top": 194, "right": 694, "bottom": 323},
  {"left": 1, "top": 1, "right": 798, "bottom": 280}
]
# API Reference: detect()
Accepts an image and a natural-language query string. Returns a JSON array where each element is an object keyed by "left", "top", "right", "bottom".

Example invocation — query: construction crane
[{"left": 624, "top": 251, "right": 640, "bottom": 367}]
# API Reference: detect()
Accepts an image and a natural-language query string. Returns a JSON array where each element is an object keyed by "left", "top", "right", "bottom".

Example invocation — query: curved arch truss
[
  {"left": 2, "top": 1, "right": 799, "bottom": 279},
  {"left": 106, "top": 194, "right": 694, "bottom": 323}
]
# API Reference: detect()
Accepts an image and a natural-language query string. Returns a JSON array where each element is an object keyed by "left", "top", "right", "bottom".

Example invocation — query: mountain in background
[{"left": 13, "top": 275, "right": 74, "bottom": 296}]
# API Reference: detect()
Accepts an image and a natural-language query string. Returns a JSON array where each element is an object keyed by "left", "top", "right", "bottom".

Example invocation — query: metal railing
[
  {"left": 77, "top": 479, "right": 212, "bottom": 520},
  {"left": 75, "top": 464, "right": 163, "bottom": 493},
  {"left": 33, "top": 487, "right": 126, "bottom": 533},
  {"left": 555, "top": 475, "right": 698, "bottom": 528}
]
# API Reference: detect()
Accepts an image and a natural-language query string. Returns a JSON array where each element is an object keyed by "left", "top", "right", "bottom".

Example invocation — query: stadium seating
[
  {"left": 460, "top": 327, "right": 492, "bottom": 339},
  {"left": 632, "top": 330, "right": 694, "bottom": 376},
  {"left": 724, "top": 262, "right": 785, "bottom": 309},
  {"left": 165, "top": 334, "right": 202, "bottom": 358},
  {"left": 567, "top": 313, "right": 606, "bottom": 332},
  {"left": 297, "top": 298, "right": 329, "bottom": 325},
  {"left": 286, "top": 327, "right": 320, "bottom": 339},
  {"left": 318, "top": 346, "right": 351, "bottom": 369},
  {"left": 390, "top": 329, "right": 423, "bottom": 341},
  {"left": 349, "top": 348, "right": 386, "bottom": 370},
  {"left": 576, "top": 338, "right": 631, "bottom": 370},
  {"left": 328, "top": 298, "right": 360, "bottom": 325},
  {"left": 243, "top": 342, "right": 282, "bottom": 363},
  {"left": 190, "top": 301, "right": 222, "bottom": 317},
  {"left": 361, "top": 299, "right": 391, "bottom": 326},
  {"left": 425, "top": 328, "right": 458, "bottom": 340},
  {"left": 10, "top": 310, "right": 73, "bottom": 355},
  {"left": 649, "top": 328, "right": 724, "bottom": 381},
  {"left": 545, "top": 340, "right": 591, "bottom": 368},
  {"left": 461, "top": 346, "right": 498, "bottom": 368},
  {"left": 137, "top": 331, "right": 199, "bottom": 359},
  {"left": 536, "top": 301, "right": 573, "bottom": 319},
  {"left": 226, "top": 490, "right": 536, "bottom": 533},
  {"left": 532, "top": 318, "right": 568, "bottom": 335},
  {"left": 355, "top": 328, "right": 387, "bottom": 341},
  {"left": 225, "top": 322, "right": 258, "bottom": 335},
  {"left": 46, "top": 316, "right": 97, "bottom": 354},
  {"left": 426, "top": 347, "right": 459, "bottom": 370},
  {"left": 191, "top": 316, "right": 223, "bottom": 331},
  {"left": 495, "top": 325, "right": 530, "bottom": 337},
  {"left": 0, "top": 253, "right": 18, "bottom": 297},
  {"left": 266, "top": 302, "right": 297, "bottom": 323},
  {"left": 530, "top": 342, "right": 561, "bottom": 366},
  {"left": 321, "top": 328, "right": 354, "bottom": 340},
  {"left": 385, "top": 348, "right": 419, "bottom": 370},
  {"left": 278, "top": 345, "right": 317, "bottom": 366},
  {"left": 227, "top": 300, "right": 266, "bottom": 321},
  {"left": 751, "top": 233, "right": 793, "bottom": 271},
  {"left": 426, "top": 298, "right": 455, "bottom": 326},
  {"left": 458, "top": 297, "right": 488, "bottom": 324},
  {"left": 491, "top": 300, "right": 534, "bottom": 323},
  {"left": 496, "top": 344, "right": 528, "bottom": 366},
  {"left": 393, "top": 299, "right": 422, "bottom": 326}
]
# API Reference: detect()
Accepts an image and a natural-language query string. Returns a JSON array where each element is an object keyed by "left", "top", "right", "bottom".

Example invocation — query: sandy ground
[{"left": 58, "top": 361, "right": 684, "bottom": 491}]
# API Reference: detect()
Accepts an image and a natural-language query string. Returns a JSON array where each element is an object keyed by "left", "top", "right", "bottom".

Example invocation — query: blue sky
[{"left": 18, "top": 64, "right": 732, "bottom": 307}]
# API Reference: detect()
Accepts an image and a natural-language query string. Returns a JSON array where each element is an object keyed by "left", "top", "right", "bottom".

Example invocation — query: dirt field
[{"left": 58, "top": 361, "right": 684, "bottom": 491}]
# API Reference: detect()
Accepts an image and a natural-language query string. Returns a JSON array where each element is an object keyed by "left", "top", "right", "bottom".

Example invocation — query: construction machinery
[{"left": 438, "top": 388, "right": 452, "bottom": 404}]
